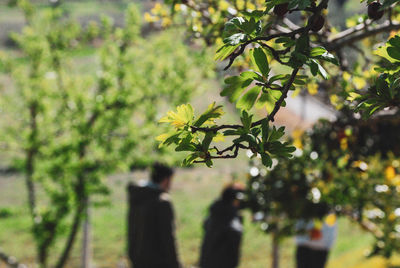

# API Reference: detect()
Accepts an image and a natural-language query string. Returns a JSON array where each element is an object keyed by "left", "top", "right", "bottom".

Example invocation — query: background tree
[
  {"left": 305, "top": 113, "right": 400, "bottom": 260},
  {"left": 0, "top": 0, "right": 213, "bottom": 266},
  {"left": 245, "top": 140, "right": 329, "bottom": 268}
]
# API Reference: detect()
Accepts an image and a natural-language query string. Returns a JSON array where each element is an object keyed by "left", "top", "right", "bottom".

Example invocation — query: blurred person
[
  {"left": 199, "top": 182, "right": 245, "bottom": 268},
  {"left": 295, "top": 203, "right": 337, "bottom": 268},
  {"left": 127, "top": 162, "right": 181, "bottom": 268}
]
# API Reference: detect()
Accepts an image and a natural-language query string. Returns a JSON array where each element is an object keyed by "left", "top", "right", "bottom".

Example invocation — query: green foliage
[
  {"left": 302, "top": 115, "right": 400, "bottom": 258},
  {"left": 0, "top": 207, "right": 14, "bottom": 219},
  {"left": 0, "top": 1, "right": 213, "bottom": 266},
  {"left": 245, "top": 148, "right": 325, "bottom": 240},
  {"left": 355, "top": 35, "right": 400, "bottom": 118},
  {"left": 243, "top": 113, "right": 400, "bottom": 258}
]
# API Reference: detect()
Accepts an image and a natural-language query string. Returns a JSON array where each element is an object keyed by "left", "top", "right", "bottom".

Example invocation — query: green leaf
[
  {"left": 261, "top": 152, "right": 273, "bottom": 167},
  {"left": 159, "top": 104, "right": 194, "bottom": 129},
  {"left": 387, "top": 46, "right": 400, "bottom": 61},
  {"left": 269, "top": 74, "right": 286, "bottom": 83},
  {"left": 251, "top": 48, "right": 270, "bottom": 77},
  {"left": 295, "top": 34, "right": 310, "bottom": 53},
  {"left": 242, "top": 10, "right": 265, "bottom": 20},
  {"left": 182, "top": 153, "right": 198, "bottom": 166},
  {"left": 309, "top": 60, "right": 318, "bottom": 76},
  {"left": 215, "top": 44, "right": 239, "bottom": 61},
  {"left": 239, "top": 71, "right": 261, "bottom": 80},
  {"left": 268, "top": 126, "right": 285, "bottom": 142},
  {"left": 223, "top": 33, "right": 247, "bottom": 46},
  {"left": 175, "top": 141, "right": 196, "bottom": 152},
  {"left": 156, "top": 132, "right": 181, "bottom": 147},
  {"left": 205, "top": 159, "right": 213, "bottom": 167},
  {"left": 292, "top": 52, "right": 308, "bottom": 64},
  {"left": 221, "top": 74, "right": 254, "bottom": 102},
  {"left": 298, "top": 0, "right": 311, "bottom": 9},
  {"left": 202, "top": 132, "right": 215, "bottom": 151},
  {"left": 224, "top": 17, "right": 257, "bottom": 36},
  {"left": 293, "top": 78, "right": 306, "bottom": 85},
  {"left": 317, "top": 51, "right": 339, "bottom": 65},
  {"left": 309, "top": 59, "right": 328, "bottom": 79},
  {"left": 237, "top": 86, "right": 261, "bottom": 110},
  {"left": 223, "top": 129, "right": 240, "bottom": 136},
  {"left": 241, "top": 110, "right": 253, "bottom": 131},
  {"left": 193, "top": 102, "right": 224, "bottom": 127},
  {"left": 256, "top": 90, "right": 282, "bottom": 113},
  {"left": 261, "top": 119, "right": 269, "bottom": 142},
  {"left": 382, "top": 0, "right": 398, "bottom": 8},
  {"left": 223, "top": 17, "right": 246, "bottom": 37},
  {"left": 310, "top": 47, "right": 327, "bottom": 57},
  {"left": 388, "top": 35, "right": 400, "bottom": 48},
  {"left": 276, "top": 37, "right": 296, "bottom": 48},
  {"left": 275, "top": 37, "right": 293, "bottom": 44},
  {"left": 224, "top": 17, "right": 247, "bottom": 35}
]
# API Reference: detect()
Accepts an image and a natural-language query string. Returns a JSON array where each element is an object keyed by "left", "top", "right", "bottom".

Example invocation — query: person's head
[
  {"left": 314, "top": 202, "right": 330, "bottom": 219},
  {"left": 151, "top": 162, "right": 174, "bottom": 192},
  {"left": 221, "top": 182, "right": 245, "bottom": 208}
]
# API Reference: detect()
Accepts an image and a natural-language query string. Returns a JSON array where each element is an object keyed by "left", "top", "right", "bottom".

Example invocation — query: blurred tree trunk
[
  {"left": 271, "top": 233, "right": 280, "bottom": 268},
  {"left": 55, "top": 195, "right": 85, "bottom": 268},
  {"left": 82, "top": 198, "right": 92, "bottom": 268}
]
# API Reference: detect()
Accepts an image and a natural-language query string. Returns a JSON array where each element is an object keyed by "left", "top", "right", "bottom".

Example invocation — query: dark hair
[
  {"left": 314, "top": 202, "right": 330, "bottom": 219},
  {"left": 221, "top": 183, "right": 245, "bottom": 203},
  {"left": 151, "top": 162, "right": 174, "bottom": 184}
]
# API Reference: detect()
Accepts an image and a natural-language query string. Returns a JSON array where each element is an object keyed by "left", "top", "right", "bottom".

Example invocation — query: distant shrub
[{"left": 0, "top": 207, "right": 14, "bottom": 218}]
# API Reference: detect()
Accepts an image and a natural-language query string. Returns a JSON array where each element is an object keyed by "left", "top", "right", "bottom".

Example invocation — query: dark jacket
[
  {"left": 199, "top": 199, "right": 243, "bottom": 268},
  {"left": 127, "top": 184, "right": 181, "bottom": 268}
]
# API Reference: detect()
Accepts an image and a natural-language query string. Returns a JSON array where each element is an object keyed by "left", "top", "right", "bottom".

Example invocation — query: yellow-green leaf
[{"left": 159, "top": 104, "right": 194, "bottom": 129}]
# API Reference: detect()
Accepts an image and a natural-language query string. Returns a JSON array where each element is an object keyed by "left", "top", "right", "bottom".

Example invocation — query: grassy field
[{"left": 1, "top": 162, "right": 400, "bottom": 268}]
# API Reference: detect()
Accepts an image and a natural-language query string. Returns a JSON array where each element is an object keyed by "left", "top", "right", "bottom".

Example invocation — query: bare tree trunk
[
  {"left": 271, "top": 233, "right": 280, "bottom": 268},
  {"left": 81, "top": 198, "right": 92, "bottom": 268}
]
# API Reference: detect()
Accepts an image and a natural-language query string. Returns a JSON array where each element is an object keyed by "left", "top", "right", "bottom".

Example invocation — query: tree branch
[
  {"left": 342, "top": 210, "right": 384, "bottom": 238},
  {"left": 194, "top": 143, "right": 241, "bottom": 163},
  {"left": 283, "top": 17, "right": 301, "bottom": 31},
  {"left": 190, "top": 124, "right": 242, "bottom": 133},
  {"left": 325, "top": 20, "right": 400, "bottom": 52},
  {"left": 251, "top": 68, "right": 300, "bottom": 127}
]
